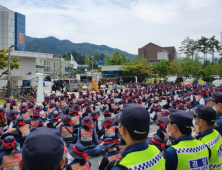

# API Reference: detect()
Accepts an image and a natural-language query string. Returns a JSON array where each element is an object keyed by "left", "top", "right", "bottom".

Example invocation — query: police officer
[
  {"left": 190, "top": 105, "right": 222, "bottom": 170},
  {"left": 160, "top": 110, "right": 210, "bottom": 170},
  {"left": 205, "top": 92, "right": 222, "bottom": 135},
  {"left": 111, "top": 104, "right": 165, "bottom": 170}
]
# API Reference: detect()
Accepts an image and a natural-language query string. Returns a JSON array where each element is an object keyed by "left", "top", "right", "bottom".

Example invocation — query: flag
[
  {"left": 71, "top": 54, "right": 78, "bottom": 69},
  {"left": 68, "top": 69, "right": 71, "bottom": 75}
]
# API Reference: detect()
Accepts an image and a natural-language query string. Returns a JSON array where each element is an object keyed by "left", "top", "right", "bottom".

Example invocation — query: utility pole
[
  {"left": 7, "top": 45, "right": 16, "bottom": 97},
  {"left": 91, "top": 56, "right": 94, "bottom": 90},
  {"left": 60, "top": 54, "right": 62, "bottom": 79}
]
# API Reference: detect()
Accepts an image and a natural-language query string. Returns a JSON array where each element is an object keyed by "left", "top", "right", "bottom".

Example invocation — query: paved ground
[{"left": 42, "top": 82, "right": 161, "bottom": 170}]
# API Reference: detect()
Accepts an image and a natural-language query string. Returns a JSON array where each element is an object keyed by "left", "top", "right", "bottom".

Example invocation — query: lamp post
[
  {"left": 151, "top": 64, "right": 153, "bottom": 84},
  {"left": 91, "top": 56, "right": 94, "bottom": 90},
  {"left": 7, "top": 45, "right": 16, "bottom": 97}
]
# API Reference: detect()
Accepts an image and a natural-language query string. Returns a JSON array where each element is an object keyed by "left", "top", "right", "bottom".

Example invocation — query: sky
[{"left": 1, "top": 0, "right": 222, "bottom": 55}]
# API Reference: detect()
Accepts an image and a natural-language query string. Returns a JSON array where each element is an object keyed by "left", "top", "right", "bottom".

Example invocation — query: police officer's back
[
  {"left": 111, "top": 104, "right": 165, "bottom": 170},
  {"left": 160, "top": 110, "right": 210, "bottom": 170},
  {"left": 190, "top": 105, "right": 222, "bottom": 170}
]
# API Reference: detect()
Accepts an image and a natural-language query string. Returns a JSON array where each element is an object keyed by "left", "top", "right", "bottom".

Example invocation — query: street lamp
[
  {"left": 91, "top": 56, "right": 94, "bottom": 90},
  {"left": 7, "top": 45, "right": 16, "bottom": 97}
]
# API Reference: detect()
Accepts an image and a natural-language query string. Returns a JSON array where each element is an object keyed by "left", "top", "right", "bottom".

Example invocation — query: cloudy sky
[{"left": 1, "top": 0, "right": 222, "bottom": 54}]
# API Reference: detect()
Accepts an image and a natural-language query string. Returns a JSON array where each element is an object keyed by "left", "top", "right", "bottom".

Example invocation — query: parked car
[
  {"left": 166, "top": 76, "right": 183, "bottom": 84},
  {"left": 181, "top": 78, "right": 198, "bottom": 85},
  {"left": 212, "top": 79, "right": 222, "bottom": 87},
  {"left": 55, "top": 78, "right": 79, "bottom": 92},
  {"left": 210, "top": 75, "right": 220, "bottom": 80}
]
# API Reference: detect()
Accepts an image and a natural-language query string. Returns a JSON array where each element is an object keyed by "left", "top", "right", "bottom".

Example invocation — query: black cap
[
  {"left": 158, "top": 110, "right": 193, "bottom": 128},
  {"left": 188, "top": 105, "right": 216, "bottom": 122},
  {"left": 205, "top": 92, "right": 222, "bottom": 103},
  {"left": 22, "top": 127, "right": 64, "bottom": 170},
  {"left": 120, "top": 104, "right": 150, "bottom": 135}
]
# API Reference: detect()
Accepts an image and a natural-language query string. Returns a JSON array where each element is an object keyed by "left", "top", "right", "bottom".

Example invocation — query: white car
[{"left": 210, "top": 75, "right": 220, "bottom": 80}]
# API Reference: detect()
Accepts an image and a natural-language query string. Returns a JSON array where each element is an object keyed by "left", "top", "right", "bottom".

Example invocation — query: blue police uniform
[{"left": 214, "top": 113, "right": 222, "bottom": 135}]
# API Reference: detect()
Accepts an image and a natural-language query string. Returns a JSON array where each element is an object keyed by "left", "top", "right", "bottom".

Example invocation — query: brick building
[{"left": 138, "top": 43, "right": 176, "bottom": 63}]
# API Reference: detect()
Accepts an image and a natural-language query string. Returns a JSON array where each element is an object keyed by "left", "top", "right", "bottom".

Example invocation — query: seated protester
[
  {"left": 47, "top": 102, "right": 57, "bottom": 120},
  {"left": 137, "top": 99, "right": 144, "bottom": 107},
  {"left": 0, "top": 136, "right": 22, "bottom": 169},
  {"left": 91, "top": 111, "right": 103, "bottom": 139},
  {"left": 69, "top": 109, "right": 81, "bottom": 133},
  {"left": 78, "top": 116, "right": 102, "bottom": 156},
  {"left": 64, "top": 101, "right": 75, "bottom": 115},
  {"left": 19, "top": 104, "right": 30, "bottom": 123},
  {"left": 99, "top": 138, "right": 121, "bottom": 170},
  {"left": 42, "top": 96, "right": 50, "bottom": 111},
  {"left": 159, "top": 110, "right": 210, "bottom": 170},
  {"left": 163, "top": 97, "right": 171, "bottom": 109},
  {"left": 103, "top": 117, "right": 120, "bottom": 141},
  {"left": 150, "top": 105, "right": 162, "bottom": 124},
  {"left": 82, "top": 106, "right": 93, "bottom": 118},
  {"left": 59, "top": 115, "right": 75, "bottom": 144},
  {"left": 67, "top": 143, "right": 91, "bottom": 170},
  {"left": 20, "top": 127, "right": 65, "bottom": 170},
  {"left": 109, "top": 99, "right": 116, "bottom": 112},
  {"left": 103, "top": 109, "right": 112, "bottom": 119},
  {"left": 21, "top": 97, "right": 27, "bottom": 106},
  {"left": 0, "top": 108, "right": 7, "bottom": 127},
  {"left": 49, "top": 110, "right": 61, "bottom": 128},
  {"left": 29, "top": 99, "right": 36, "bottom": 108},
  {"left": 176, "top": 103, "right": 185, "bottom": 110},
  {"left": 7, "top": 110, "right": 18, "bottom": 128},
  {"left": 147, "top": 135, "right": 165, "bottom": 152},
  {"left": 7, "top": 116, "right": 30, "bottom": 148},
  {"left": 3, "top": 98, "right": 11, "bottom": 111},
  {"left": 10, "top": 99, "right": 19, "bottom": 111},
  {"left": 29, "top": 111, "right": 44, "bottom": 130},
  {"left": 114, "top": 108, "right": 121, "bottom": 126},
  {"left": 27, "top": 102, "right": 34, "bottom": 115},
  {"left": 92, "top": 100, "right": 101, "bottom": 116}
]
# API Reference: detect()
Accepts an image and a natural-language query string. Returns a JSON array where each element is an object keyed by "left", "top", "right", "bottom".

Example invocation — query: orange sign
[
  {"left": 22, "top": 112, "right": 30, "bottom": 121},
  {"left": 3, "top": 154, "right": 22, "bottom": 170},
  {"left": 81, "top": 129, "right": 92, "bottom": 142},
  {"left": 30, "top": 120, "right": 39, "bottom": 128},
  {"left": 119, "top": 145, "right": 127, "bottom": 153},
  {"left": 105, "top": 126, "right": 115, "bottom": 138},
  {"left": 108, "top": 154, "right": 121, "bottom": 162},
  {"left": 157, "top": 112, "right": 162, "bottom": 118},
  {"left": 71, "top": 116, "right": 80, "bottom": 126},
  {"left": 19, "top": 124, "right": 30, "bottom": 138},
  {"left": 71, "top": 162, "right": 90, "bottom": 170},
  {"left": 61, "top": 127, "right": 73, "bottom": 138}
]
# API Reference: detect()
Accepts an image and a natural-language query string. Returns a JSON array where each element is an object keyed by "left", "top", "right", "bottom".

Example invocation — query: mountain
[{"left": 25, "top": 36, "right": 136, "bottom": 59}]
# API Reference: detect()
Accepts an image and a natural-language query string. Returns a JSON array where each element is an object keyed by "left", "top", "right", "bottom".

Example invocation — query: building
[
  {"left": 0, "top": 5, "right": 53, "bottom": 87},
  {"left": 220, "top": 32, "right": 222, "bottom": 44},
  {"left": 138, "top": 43, "right": 176, "bottom": 63}
]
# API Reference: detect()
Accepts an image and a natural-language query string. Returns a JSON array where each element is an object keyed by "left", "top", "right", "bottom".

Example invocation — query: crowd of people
[{"left": 0, "top": 82, "right": 222, "bottom": 170}]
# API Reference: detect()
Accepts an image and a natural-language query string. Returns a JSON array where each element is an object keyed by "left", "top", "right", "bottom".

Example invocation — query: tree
[
  {"left": 197, "top": 36, "right": 209, "bottom": 64},
  {"left": 169, "top": 59, "right": 182, "bottom": 75},
  {"left": 0, "top": 48, "right": 22, "bottom": 77},
  {"left": 105, "top": 51, "right": 127, "bottom": 65},
  {"left": 208, "top": 36, "right": 222, "bottom": 64},
  {"left": 153, "top": 60, "right": 170, "bottom": 78},
  {"left": 123, "top": 56, "right": 151, "bottom": 78},
  {"left": 179, "top": 37, "right": 198, "bottom": 60}
]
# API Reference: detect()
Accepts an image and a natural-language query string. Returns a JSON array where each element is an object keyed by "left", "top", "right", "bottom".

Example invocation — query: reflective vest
[
  {"left": 119, "top": 145, "right": 165, "bottom": 170},
  {"left": 171, "top": 139, "right": 209, "bottom": 170},
  {"left": 200, "top": 129, "right": 222, "bottom": 170}
]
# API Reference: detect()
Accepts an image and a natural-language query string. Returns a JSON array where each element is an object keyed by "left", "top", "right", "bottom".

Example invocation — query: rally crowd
[{"left": 0, "top": 83, "right": 222, "bottom": 170}]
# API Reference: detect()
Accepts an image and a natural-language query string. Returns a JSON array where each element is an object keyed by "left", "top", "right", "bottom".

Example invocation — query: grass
[
  {"left": 0, "top": 98, "right": 21, "bottom": 105},
  {"left": 146, "top": 78, "right": 161, "bottom": 83}
]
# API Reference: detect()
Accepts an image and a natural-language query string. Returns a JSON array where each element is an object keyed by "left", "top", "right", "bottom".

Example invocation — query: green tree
[
  {"left": 197, "top": 36, "right": 209, "bottom": 65},
  {"left": 105, "top": 51, "right": 127, "bottom": 65},
  {"left": 0, "top": 48, "right": 22, "bottom": 77},
  {"left": 208, "top": 36, "right": 222, "bottom": 64},
  {"left": 169, "top": 59, "right": 182, "bottom": 75},
  {"left": 179, "top": 37, "right": 198, "bottom": 59},
  {"left": 153, "top": 60, "right": 170, "bottom": 78},
  {"left": 123, "top": 56, "right": 151, "bottom": 78}
]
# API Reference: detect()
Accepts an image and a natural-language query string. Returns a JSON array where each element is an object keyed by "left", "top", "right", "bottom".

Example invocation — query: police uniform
[
  {"left": 190, "top": 105, "right": 222, "bottom": 170},
  {"left": 159, "top": 110, "right": 210, "bottom": 170},
  {"left": 111, "top": 104, "right": 165, "bottom": 170}
]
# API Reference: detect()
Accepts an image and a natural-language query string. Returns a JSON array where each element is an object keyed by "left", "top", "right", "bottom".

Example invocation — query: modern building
[
  {"left": 220, "top": 32, "right": 222, "bottom": 44},
  {"left": 138, "top": 43, "right": 176, "bottom": 63},
  {"left": 0, "top": 5, "right": 53, "bottom": 87}
]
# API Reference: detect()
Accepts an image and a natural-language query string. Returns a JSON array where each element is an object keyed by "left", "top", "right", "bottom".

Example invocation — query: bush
[{"left": 202, "top": 76, "right": 215, "bottom": 82}]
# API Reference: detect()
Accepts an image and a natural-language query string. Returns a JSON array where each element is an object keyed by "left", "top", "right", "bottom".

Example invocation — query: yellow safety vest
[
  {"left": 171, "top": 139, "right": 209, "bottom": 170},
  {"left": 200, "top": 129, "right": 222, "bottom": 169},
  {"left": 119, "top": 145, "right": 165, "bottom": 170}
]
